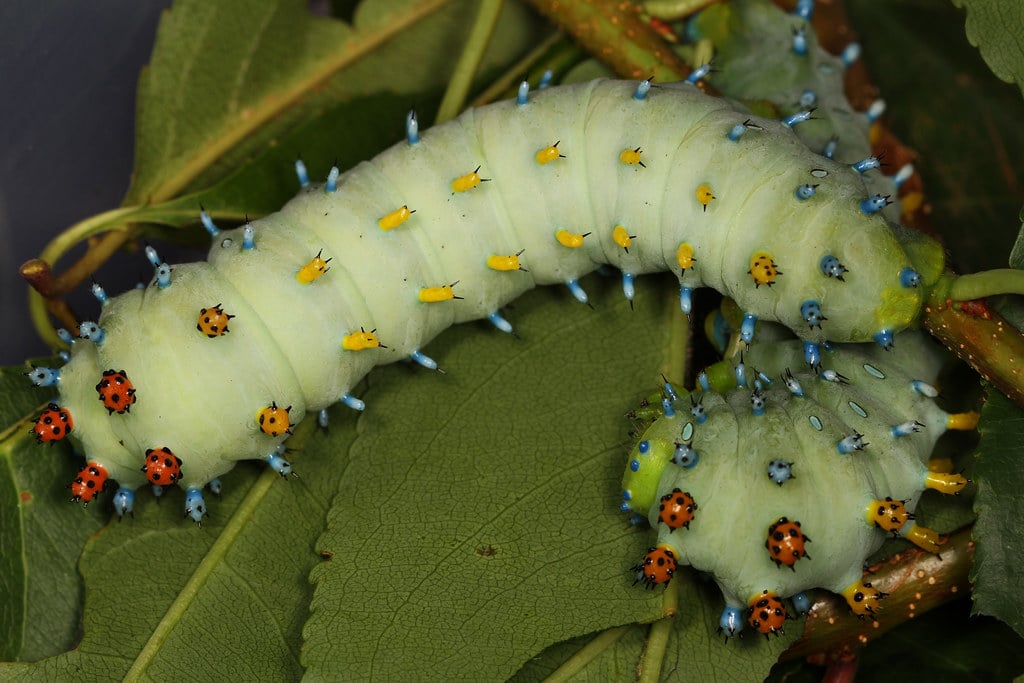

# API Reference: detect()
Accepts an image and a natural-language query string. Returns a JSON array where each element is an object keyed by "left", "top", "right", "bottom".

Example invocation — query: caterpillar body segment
[
  {"left": 621, "top": 334, "right": 968, "bottom": 632},
  {"left": 51, "top": 80, "right": 940, "bottom": 520}
]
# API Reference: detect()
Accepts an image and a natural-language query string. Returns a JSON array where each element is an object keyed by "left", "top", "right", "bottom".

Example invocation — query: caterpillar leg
[{"left": 718, "top": 605, "right": 743, "bottom": 640}]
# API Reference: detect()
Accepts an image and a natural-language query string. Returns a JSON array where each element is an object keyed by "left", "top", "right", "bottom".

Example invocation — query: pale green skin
[
  {"left": 622, "top": 333, "right": 952, "bottom": 611},
  {"left": 57, "top": 79, "right": 934, "bottom": 492}
]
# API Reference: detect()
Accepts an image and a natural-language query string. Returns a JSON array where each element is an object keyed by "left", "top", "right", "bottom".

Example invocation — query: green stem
[
  {"left": 542, "top": 625, "right": 631, "bottom": 683},
  {"left": 469, "top": 30, "right": 569, "bottom": 107},
  {"left": 637, "top": 617, "right": 674, "bottom": 683},
  {"left": 436, "top": 0, "right": 505, "bottom": 123},
  {"left": 947, "top": 269, "right": 1024, "bottom": 301}
]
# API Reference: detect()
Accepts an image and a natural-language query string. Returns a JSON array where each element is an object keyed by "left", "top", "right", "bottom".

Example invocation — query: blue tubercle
[
  {"left": 516, "top": 81, "right": 529, "bottom": 106},
  {"left": 750, "top": 389, "right": 766, "bottom": 416},
  {"left": 638, "top": 440, "right": 650, "bottom": 454},
  {"left": 26, "top": 367, "right": 60, "bottom": 387},
  {"left": 798, "top": 89, "right": 817, "bottom": 108},
  {"left": 781, "top": 109, "right": 814, "bottom": 128},
  {"left": 819, "top": 254, "right": 847, "bottom": 281},
  {"left": 661, "top": 398, "right": 675, "bottom": 418},
  {"left": 740, "top": 313, "right": 757, "bottom": 346},
  {"left": 795, "top": 183, "right": 818, "bottom": 200},
  {"left": 91, "top": 281, "right": 108, "bottom": 305},
  {"left": 792, "top": 25, "right": 808, "bottom": 56},
  {"left": 899, "top": 267, "right": 921, "bottom": 288},
  {"left": 112, "top": 487, "right": 135, "bottom": 520},
  {"left": 410, "top": 349, "right": 439, "bottom": 371},
  {"left": 622, "top": 272, "right": 636, "bottom": 304},
  {"left": 629, "top": 459, "right": 640, "bottom": 473},
  {"left": 821, "top": 137, "right": 837, "bottom": 159},
  {"left": 662, "top": 377, "right": 679, "bottom": 402},
  {"left": 242, "top": 224, "right": 255, "bottom": 251},
  {"left": 672, "top": 443, "right": 700, "bottom": 469},
  {"left": 804, "top": 341, "right": 821, "bottom": 370},
  {"left": 767, "top": 460, "right": 794, "bottom": 485},
  {"left": 840, "top": 42, "right": 861, "bottom": 67},
  {"left": 892, "top": 420, "right": 924, "bottom": 438},
  {"left": 852, "top": 156, "right": 881, "bottom": 173},
  {"left": 200, "top": 207, "right": 220, "bottom": 238},
  {"left": 208, "top": 478, "right": 222, "bottom": 496},
  {"left": 628, "top": 512, "right": 646, "bottom": 525},
  {"left": 866, "top": 99, "right": 886, "bottom": 123},
  {"left": 782, "top": 369, "right": 804, "bottom": 397},
  {"left": 734, "top": 358, "right": 747, "bottom": 388},
  {"left": 800, "top": 300, "right": 826, "bottom": 329},
  {"left": 184, "top": 487, "right": 206, "bottom": 525},
  {"left": 145, "top": 245, "right": 172, "bottom": 288},
  {"left": 57, "top": 328, "right": 74, "bottom": 346},
  {"left": 538, "top": 69, "right": 553, "bottom": 89},
  {"left": 406, "top": 110, "right": 420, "bottom": 144},
  {"left": 152, "top": 484, "right": 165, "bottom": 498},
  {"left": 719, "top": 606, "right": 743, "bottom": 638},
  {"left": 792, "top": 592, "right": 812, "bottom": 614},
  {"left": 697, "top": 370, "right": 710, "bottom": 393},
  {"left": 893, "top": 163, "right": 914, "bottom": 188},
  {"left": 341, "top": 392, "right": 366, "bottom": 411},
  {"left": 690, "top": 396, "right": 707, "bottom": 424},
  {"left": 487, "top": 311, "right": 514, "bottom": 334},
  {"left": 912, "top": 380, "right": 939, "bottom": 398},
  {"left": 78, "top": 321, "right": 106, "bottom": 344},
  {"left": 295, "top": 158, "right": 310, "bottom": 187},
  {"left": 679, "top": 286, "right": 693, "bottom": 315},
  {"left": 874, "top": 329, "right": 894, "bottom": 350},
  {"left": 794, "top": 0, "right": 814, "bottom": 20},
  {"left": 755, "top": 368, "right": 772, "bottom": 387},
  {"left": 266, "top": 446, "right": 295, "bottom": 478},
  {"left": 325, "top": 165, "right": 340, "bottom": 193},
  {"left": 633, "top": 79, "right": 651, "bottom": 100},
  {"left": 836, "top": 432, "right": 867, "bottom": 454},
  {"left": 685, "top": 63, "right": 712, "bottom": 85},
  {"left": 820, "top": 369, "right": 849, "bottom": 384},
  {"left": 566, "top": 279, "right": 589, "bottom": 304},
  {"left": 859, "top": 194, "right": 891, "bottom": 214},
  {"left": 727, "top": 121, "right": 747, "bottom": 142},
  {"left": 317, "top": 408, "right": 329, "bottom": 429}
]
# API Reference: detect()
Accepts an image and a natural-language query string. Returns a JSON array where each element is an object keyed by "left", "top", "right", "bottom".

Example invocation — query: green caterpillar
[{"left": 621, "top": 331, "right": 974, "bottom": 637}]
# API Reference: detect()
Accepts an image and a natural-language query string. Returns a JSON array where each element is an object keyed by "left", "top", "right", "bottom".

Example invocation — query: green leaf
[
  {"left": 302, "top": 275, "right": 689, "bottom": 679},
  {"left": 0, "top": 362, "right": 107, "bottom": 662},
  {"left": 951, "top": 0, "right": 1024, "bottom": 95},
  {"left": 970, "top": 387, "right": 1024, "bottom": 640},
  {"left": 0, "top": 416, "right": 357, "bottom": 680},
  {"left": 125, "top": 0, "right": 542, "bottom": 205}
]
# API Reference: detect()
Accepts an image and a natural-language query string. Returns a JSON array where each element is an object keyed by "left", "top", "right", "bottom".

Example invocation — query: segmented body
[{"left": 622, "top": 333, "right": 970, "bottom": 634}]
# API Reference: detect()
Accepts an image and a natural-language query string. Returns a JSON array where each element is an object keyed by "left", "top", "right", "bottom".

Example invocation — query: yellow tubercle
[
  {"left": 677, "top": 242, "right": 696, "bottom": 272},
  {"left": 696, "top": 184, "right": 715, "bottom": 211},
  {"left": 924, "top": 471, "right": 968, "bottom": 495},
  {"left": 342, "top": 328, "right": 384, "bottom": 351},
  {"left": 257, "top": 402, "right": 292, "bottom": 437},
  {"left": 296, "top": 250, "right": 331, "bottom": 284},
  {"left": 902, "top": 524, "right": 941, "bottom": 554},
  {"left": 452, "top": 166, "right": 487, "bottom": 192},
  {"left": 841, "top": 579, "right": 887, "bottom": 617},
  {"left": 419, "top": 282, "right": 460, "bottom": 303},
  {"left": 535, "top": 142, "right": 563, "bottom": 165},
  {"left": 866, "top": 497, "right": 911, "bottom": 534},
  {"left": 619, "top": 147, "right": 645, "bottom": 167},
  {"left": 378, "top": 205, "right": 414, "bottom": 231},
  {"left": 946, "top": 411, "right": 980, "bottom": 431},
  {"left": 748, "top": 251, "right": 781, "bottom": 287},
  {"left": 612, "top": 225, "right": 634, "bottom": 251},
  {"left": 556, "top": 229, "right": 588, "bottom": 249},
  {"left": 487, "top": 251, "right": 525, "bottom": 272}
]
